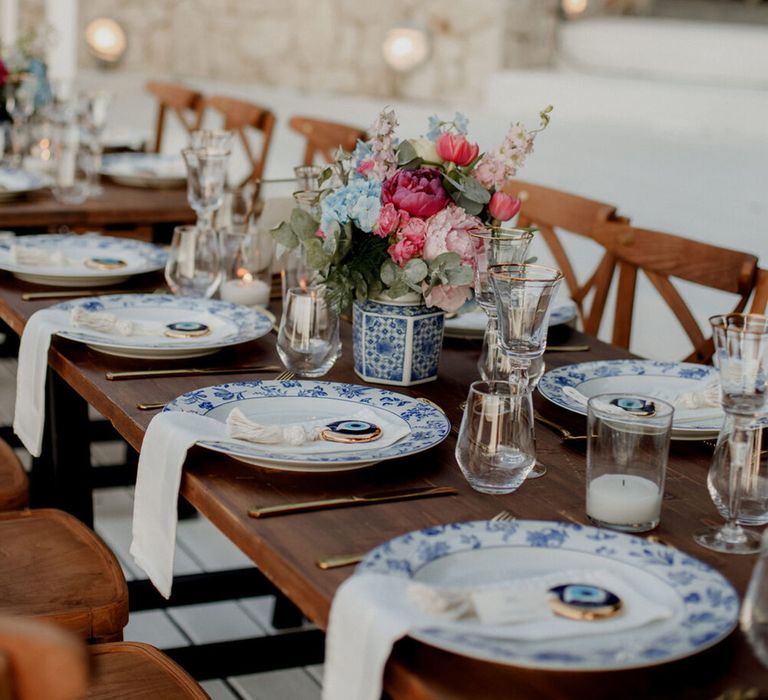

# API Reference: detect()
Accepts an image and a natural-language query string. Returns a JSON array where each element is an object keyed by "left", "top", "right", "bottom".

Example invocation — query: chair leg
[{"left": 271, "top": 591, "right": 304, "bottom": 629}]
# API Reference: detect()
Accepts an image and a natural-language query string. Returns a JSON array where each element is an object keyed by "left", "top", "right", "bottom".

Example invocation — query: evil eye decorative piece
[
  {"left": 609, "top": 397, "right": 656, "bottom": 416},
  {"left": 84, "top": 257, "right": 128, "bottom": 270},
  {"left": 320, "top": 420, "right": 382, "bottom": 444},
  {"left": 547, "top": 583, "right": 623, "bottom": 621},
  {"left": 164, "top": 321, "right": 211, "bottom": 338}
]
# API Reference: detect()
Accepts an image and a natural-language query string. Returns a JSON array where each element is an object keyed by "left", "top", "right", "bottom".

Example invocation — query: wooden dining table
[{"left": 0, "top": 271, "right": 766, "bottom": 699}]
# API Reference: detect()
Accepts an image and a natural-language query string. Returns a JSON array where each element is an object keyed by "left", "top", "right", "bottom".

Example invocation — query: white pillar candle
[
  {"left": 586, "top": 474, "right": 661, "bottom": 527},
  {"left": 1, "top": 0, "right": 18, "bottom": 47},
  {"left": 292, "top": 293, "right": 313, "bottom": 347},
  {"left": 45, "top": 0, "right": 78, "bottom": 82},
  {"left": 219, "top": 277, "right": 270, "bottom": 307}
]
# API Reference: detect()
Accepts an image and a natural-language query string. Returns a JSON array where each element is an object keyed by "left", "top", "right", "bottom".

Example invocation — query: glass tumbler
[
  {"left": 164, "top": 225, "right": 222, "bottom": 298},
  {"left": 741, "top": 528, "right": 768, "bottom": 669},
  {"left": 455, "top": 380, "right": 536, "bottom": 494},
  {"left": 586, "top": 394, "right": 674, "bottom": 532},
  {"left": 277, "top": 287, "right": 340, "bottom": 378},
  {"left": 51, "top": 123, "right": 89, "bottom": 205}
]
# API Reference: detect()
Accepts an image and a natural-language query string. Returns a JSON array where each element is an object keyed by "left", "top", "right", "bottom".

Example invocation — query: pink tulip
[
  {"left": 488, "top": 191, "right": 521, "bottom": 222},
  {"left": 436, "top": 133, "right": 480, "bottom": 167}
]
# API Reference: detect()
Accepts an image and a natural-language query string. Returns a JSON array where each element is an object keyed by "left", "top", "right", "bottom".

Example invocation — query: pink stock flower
[
  {"left": 356, "top": 159, "right": 375, "bottom": 176},
  {"left": 381, "top": 168, "right": 450, "bottom": 218},
  {"left": 436, "top": 133, "right": 479, "bottom": 167},
  {"left": 422, "top": 283, "right": 472, "bottom": 313},
  {"left": 488, "top": 191, "right": 521, "bottom": 222},
  {"left": 376, "top": 202, "right": 400, "bottom": 238},
  {"left": 388, "top": 217, "right": 427, "bottom": 266},
  {"left": 422, "top": 204, "right": 482, "bottom": 266}
]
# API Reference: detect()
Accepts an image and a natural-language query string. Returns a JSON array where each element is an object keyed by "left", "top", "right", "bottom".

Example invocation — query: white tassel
[
  {"left": 70, "top": 308, "right": 161, "bottom": 337},
  {"left": 11, "top": 245, "right": 68, "bottom": 267},
  {"left": 226, "top": 407, "right": 324, "bottom": 445}
]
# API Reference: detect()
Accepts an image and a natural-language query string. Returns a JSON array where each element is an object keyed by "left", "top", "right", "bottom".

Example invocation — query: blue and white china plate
[
  {"left": 444, "top": 299, "right": 577, "bottom": 339},
  {"left": 0, "top": 167, "right": 49, "bottom": 202},
  {"left": 0, "top": 234, "right": 167, "bottom": 287},
  {"left": 358, "top": 519, "right": 738, "bottom": 671},
  {"left": 100, "top": 153, "right": 186, "bottom": 188},
  {"left": 538, "top": 360, "right": 723, "bottom": 439},
  {"left": 164, "top": 380, "right": 451, "bottom": 472},
  {"left": 54, "top": 294, "right": 271, "bottom": 359}
]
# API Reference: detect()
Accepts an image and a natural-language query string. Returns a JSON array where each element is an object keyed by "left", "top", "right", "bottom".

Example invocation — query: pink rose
[
  {"left": 488, "top": 191, "right": 521, "bottom": 222},
  {"left": 376, "top": 202, "right": 400, "bottom": 238},
  {"left": 388, "top": 217, "right": 427, "bottom": 266},
  {"left": 422, "top": 283, "right": 472, "bottom": 313},
  {"left": 436, "top": 133, "right": 479, "bottom": 167},
  {"left": 381, "top": 168, "right": 450, "bottom": 218}
]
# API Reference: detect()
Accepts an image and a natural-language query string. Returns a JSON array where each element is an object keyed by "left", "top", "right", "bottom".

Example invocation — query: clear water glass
[
  {"left": 741, "top": 528, "right": 768, "bottom": 669},
  {"left": 456, "top": 380, "right": 536, "bottom": 494},
  {"left": 695, "top": 313, "right": 768, "bottom": 554},
  {"left": 190, "top": 129, "right": 234, "bottom": 155},
  {"left": 277, "top": 287, "right": 340, "bottom": 378},
  {"left": 165, "top": 225, "right": 222, "bottom": 298},
  {"left": 182, "top": 147, "right": 230, "bottom": 231},
  {"left": 80, "top": 91, "right": 111, "bottom": 195},
  {"left": 51, "top": 123, "right": 89, "bottom": 205},
  {"left": 216, "top": 184, "right": 256, "bottom": 232}
]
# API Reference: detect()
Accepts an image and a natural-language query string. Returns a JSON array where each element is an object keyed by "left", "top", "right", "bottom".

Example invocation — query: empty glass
[
  {"left": 216, "top": 184, "right": 256, "bottom": 232},
  {"left": 164, "top": 225, "right": 222, "bottom": 298},
  {"left": 51, "top": 123, "right": 89, "bottom": 205},
  {"left": 741, "top": 528, "right": 768, "bottom": 669},
  {"left": 456, "top": 380, "right": 536, "bottom": 493},
  {"left": 277, "top": 287, "right": 340, "bottom": 377},
  {"left": 586, "top": 394, "right": 673, "bottom": 532},
  {"left": 182, "top": 148, "right": 230, "bottom": 231},
  {"left": 80, "top": 91, "right": 111, "bottom": 195},
  {"left": 695, "top": 313, "right": 768, "bottom": 554}
]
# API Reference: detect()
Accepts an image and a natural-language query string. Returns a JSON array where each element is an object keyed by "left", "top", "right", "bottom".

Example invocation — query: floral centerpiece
[
  {"left": 0, "top": 28, "right": 53, "bottom": 119},
  {"left": 274, "top": 106, "right": 551, "bottom": 385}
]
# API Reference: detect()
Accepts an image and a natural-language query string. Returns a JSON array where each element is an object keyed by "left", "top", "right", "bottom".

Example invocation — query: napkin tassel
[
  {"left": 10, "top": 245, "right": 68, "bottom": 267},
  {"left": 226, "top": 407, "right": 323, "bottom": 446},
  {"left": 70, "top": 307, "right": 158, "bottom": 336}
]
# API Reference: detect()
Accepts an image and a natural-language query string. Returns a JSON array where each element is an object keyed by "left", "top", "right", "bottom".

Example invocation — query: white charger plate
[
  {"left": 445, "top": 299, "right": 578, "bottom": 339},
  {"left": 163, "top": 380, "right": 451, "bottom": 472},
  {"left": 0, "top": 234, "right": 167, "bottom": 287},
  {"left": 538, "top": 360, "right": 723, "bottom": 439},
  {"left": 0, "top": 167, "right": 49, "bottom": 202},
  {"left": 100, "top": 153, "right": 186, "bottom": 188},
  {"left": 53, "top": 294, "right": 271, "bottom": 359},
  {"left": 358, "top": 519, "right": 738, "bottom": 671}
]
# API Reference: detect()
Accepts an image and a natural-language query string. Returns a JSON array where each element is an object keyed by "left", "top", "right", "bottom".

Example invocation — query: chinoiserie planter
[{"left": 352, "top": 295, "right": 445, "bottom": 386}]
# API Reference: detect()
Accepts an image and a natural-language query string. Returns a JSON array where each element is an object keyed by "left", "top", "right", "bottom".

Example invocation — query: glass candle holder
[{"left": 219, "top": 227, "right": 273, "bottom": 307}]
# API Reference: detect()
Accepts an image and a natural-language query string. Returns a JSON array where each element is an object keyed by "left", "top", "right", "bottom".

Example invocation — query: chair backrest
[
  {"left": 202, "top": 96, "right": 275, "bottom": 186},
  {"left": 0, "top": 438, "right": 27, "bottom": 511},
  {"left": 749, "top": 268, "right": 768, "bottom": 314},
  {"left": 289, "top": 116, "right": 366, "bottom": 165},
  {"left": 0, "top": 616, "right": 88, "bottom": 700},
  {"left": 502, "top": 180, "right": 628, "bottom": 336},
  {"left": 145, "top": 81, "right": 204, "bottom": 153},
  {"left": 591, "top": 221, "right": 758, "bottom": 363}
]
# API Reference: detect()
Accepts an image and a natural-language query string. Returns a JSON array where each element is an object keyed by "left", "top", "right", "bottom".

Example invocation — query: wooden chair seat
[
  {"left": 289, "top": 115, "right": 366, "bottom": 164},
  {"left": 87, "top": 642, "right": 210, "bottom": 699},
  {"left": 145, "top": 81, "right": 204, "bottom": 153},
  {"left": 0, "top": 439, "right": 27, "bottom": 511},
  {"left": 0, "top": 509, "right": 128, "bottom": 642}
]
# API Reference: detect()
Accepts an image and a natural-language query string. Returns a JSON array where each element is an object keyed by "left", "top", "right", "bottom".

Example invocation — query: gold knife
[
  {"left": 107, "top": 364, "right": 282, "bottom": 380},
  {"left": 316, "top": 552, "right": 367, "bottom": 570},
  {"left": 137, "top": 401, "right": 167, "bottom": 410},
  {"left": 22, "top": 288, "right": 154, "bottom": 301},
  {"left": 249, "top": 485, "right": 458, "bottom": 519},
  {"left": 545, "top": 345, "right": 591, "bottom": 352}
]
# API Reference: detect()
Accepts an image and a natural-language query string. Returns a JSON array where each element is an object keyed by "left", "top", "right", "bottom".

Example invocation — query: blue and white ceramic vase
[{"left": 352, "top": 294, "right": 445, "bottom": 386}]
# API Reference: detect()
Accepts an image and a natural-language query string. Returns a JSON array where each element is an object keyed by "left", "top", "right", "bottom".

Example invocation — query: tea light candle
[
  {"left": 586, "top": 474, "right": 661, "bottom": 528},
  {"left": 220, "top": 275, "right": 270, "bottom": 307}
]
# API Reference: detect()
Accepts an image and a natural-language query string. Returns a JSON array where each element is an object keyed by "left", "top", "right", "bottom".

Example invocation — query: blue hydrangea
[
  {"left": 320, "top": 177, "right": 382, "bottom": 234},
  {"left": 351, "top": 139, "right": 373, "bottom": 171},
  {"left": 453, "top": 112, "right": 469, "bottom": 135},
  {"left": 426, "top": 115, "right": 442, "bottom": 142}
]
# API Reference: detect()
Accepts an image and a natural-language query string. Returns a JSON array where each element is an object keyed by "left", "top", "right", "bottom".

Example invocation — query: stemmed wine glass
[
  {"left": 80, "top": 91, "right": 112, "bottom": 195},
  {"left": 469, "top": 227, "right": 534, "bottom": 381},
  {"left": 182, "top": 147, "right": 230, "bottom": 231},
  {"left": 741, "top": 528, "right": 768, "bottom": 668},
  {"left": 694, "top": 313, "right": 768, "bottom": 554},
  {"left": 489, "top": 264, "right": 564, "bottom": 479}
]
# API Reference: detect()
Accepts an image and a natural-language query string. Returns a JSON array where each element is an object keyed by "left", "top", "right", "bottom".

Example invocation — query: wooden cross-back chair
[
  {"left": 591, "top": 221, "right": 759, "bottom": 363},
  {"left": 288, "top": 115, "right": 366, "bottom": 165},
  {"left": 502, "top": 180, "right": 628, "bottom": 336},
  {"left": 748, "top": 268, "right": 768, "bottom": 314},
  {"left": 202, "top": 96, "right": 275, "bottom": 186},
  {"left": 145, "top": 81, "right": 204, "bottom": 153}
]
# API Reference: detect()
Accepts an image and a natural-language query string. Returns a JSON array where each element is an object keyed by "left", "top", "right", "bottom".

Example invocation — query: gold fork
[
  {"left": 136, "top": 369, "right": 296, "bottom": 410},
  {"left": 315, "top": 509, "right": 515, "bottom": 570},
  {"left": 534, "top": 410, "right": 587, "bottom": 441}
]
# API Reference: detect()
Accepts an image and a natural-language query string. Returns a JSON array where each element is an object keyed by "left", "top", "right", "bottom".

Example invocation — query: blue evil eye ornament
[
  {"left": 164, "top": 321, "right": 211, "bottom": 338},
  {"left": 84, "top": 257, "right": 128, "bottom": 270},
  {"left": 609, "top": 397, "right": 656, "bottom": 416},
  {"left": 547, "top": 584, "right": 623, "bottom": 620},
  {"left": 321, "top": 420, "right": 382, "bottom": 443}
]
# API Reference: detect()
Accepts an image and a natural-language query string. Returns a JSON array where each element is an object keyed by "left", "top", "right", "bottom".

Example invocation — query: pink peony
[
  {"left": 488, "top": 191, "right": 521, "bottom": 221},
  {"left": 388, "top": 217, "right": 427, "bottom": 266},
  {"left": 436, "top": 133, "right": 479, "bottom": 167},
  {"left": 422, "top": 283, "right": 472, "bottom": 313},
  {"left": 376, "top": 202, "right": 400, "bottom": 238},
  {"left": 381, "top": 168, "right": 450, "bottom": 218},
  {"left": 422, "top": 204, "right": 482, "bottom": 266}
]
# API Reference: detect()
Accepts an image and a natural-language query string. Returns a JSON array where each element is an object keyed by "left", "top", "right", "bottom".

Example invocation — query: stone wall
[{"left": 19, "top": 0, "right": 558, "bottom": 103}]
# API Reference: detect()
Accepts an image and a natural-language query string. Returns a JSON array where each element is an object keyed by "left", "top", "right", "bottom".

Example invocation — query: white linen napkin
[
  {"left": 13, "top": 309, "right": 71, "bottom": 457},
  {"left": 323, "top": 569, "right": 673, "bottom": 700},
  {"left": 131, "top": 408, "right": 411, "bottom": 598}
]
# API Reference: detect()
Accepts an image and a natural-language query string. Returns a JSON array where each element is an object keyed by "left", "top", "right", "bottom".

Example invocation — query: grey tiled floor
[{"left": 1, "top": 357, "right": 323, "bottom": 700}]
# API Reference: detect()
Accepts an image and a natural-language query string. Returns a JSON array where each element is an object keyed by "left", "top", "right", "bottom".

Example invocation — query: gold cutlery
[
  {"left": 545, "top": 345, "right": 591, "bottom": 352},
  {"left": 22, "top": 288, "right": 154, "bottom": 301},
  {"left": 249, "top": 485, "right": 458, "bottom": 519},
  {"left": 315, "top": 508, "right": 514, "bottom": 570},
  {"left": 107, "top": 364, "right": 282, "bottom": 380},
  {"left": 534, "top": 411, "right": 587, "bottom": 441}
]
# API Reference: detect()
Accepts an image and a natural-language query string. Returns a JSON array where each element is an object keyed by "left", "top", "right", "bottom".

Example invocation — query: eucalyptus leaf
[
  {"left": 303, "top": 238, "right": 330, "bottom": 269},
  {"left": 397, "top": 140, "right": 418, "bottom": 166},
  {"left": 445, "top": 265, "right": 474, "bottom": 286},
  {"left": 380, "top": 260, "right": 399, "bottom": 286},
  {"left": 290, "top": 208, "right": 319, "bottom": 240},
  {"left": 272, "top": 221, "right": 298, "bottom": 249},
  {"left": 453, "top": 193, "right": 484, "bottom": 216},
  {"left": 404, "top": 258, "right": 428, "bottom": 284},
  {"left": 460, "top": 175, "right": 491, "bottom": 204}
]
